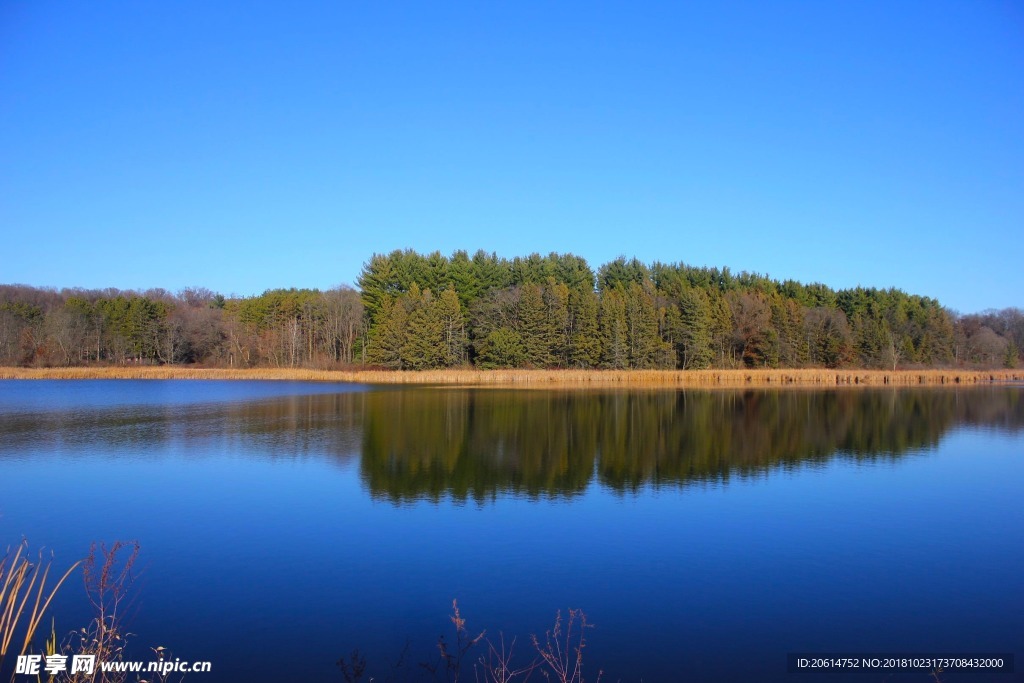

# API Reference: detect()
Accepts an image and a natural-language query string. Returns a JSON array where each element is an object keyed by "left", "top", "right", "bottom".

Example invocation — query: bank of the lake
[{"left": 0, "top": 366, "right": 1022, "bottom": 387}]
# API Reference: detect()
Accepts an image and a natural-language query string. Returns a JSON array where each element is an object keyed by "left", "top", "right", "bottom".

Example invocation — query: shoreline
[{"left": 1, "top": 366, "right": 1022, "bottom": 387}]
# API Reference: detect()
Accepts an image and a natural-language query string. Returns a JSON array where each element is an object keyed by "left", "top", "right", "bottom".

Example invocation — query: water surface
[{"left": 0, "top": 381, "right": 1020, "bottom": 682}]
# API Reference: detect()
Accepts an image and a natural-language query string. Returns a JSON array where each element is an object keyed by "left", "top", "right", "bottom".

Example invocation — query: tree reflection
[
  {"left": 360, "top": 388, "right": 1024, "bottom": 501},
  {"left": 2, "top": 386, "right": 1020, "bottom": 503}
]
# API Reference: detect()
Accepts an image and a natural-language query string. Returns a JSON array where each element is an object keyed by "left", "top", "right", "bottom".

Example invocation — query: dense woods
[{"left": 2, "top": 250, "right": 1020, "bottom": 370}]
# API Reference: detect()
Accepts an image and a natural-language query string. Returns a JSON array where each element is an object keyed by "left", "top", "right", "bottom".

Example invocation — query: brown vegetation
[
  {"left": 1, "top": 540, "right": 159, "bottom": 683},
  {"left": 63, "top": 541, "right": 141, "bottom": 683},
  {"left": 1, "top": 366, "right": 1021, "bottom": 387},
  {"left": 338, "top": 600, "right": 598, "bottom": 683},
  {"left": 0, "top": 541, "right": 80, "bottom": 678}
]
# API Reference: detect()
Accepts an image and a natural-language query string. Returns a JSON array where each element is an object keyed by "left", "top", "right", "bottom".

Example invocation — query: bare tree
[
  {"left": 320, "top": 286, "right": 364, "bottom": 365},
  {"left": 883, "top": 329, "right": 904, "bottom": 371}
]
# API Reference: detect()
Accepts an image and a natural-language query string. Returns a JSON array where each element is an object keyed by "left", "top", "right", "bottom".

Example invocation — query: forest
[{"left": 1, "top": 250, "right": 1020, "bottom": 370}]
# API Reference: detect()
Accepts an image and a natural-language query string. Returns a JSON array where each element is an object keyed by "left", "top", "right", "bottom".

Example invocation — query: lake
[{"left": 0, "top": 380, "right": 1021, "bottom": 682}]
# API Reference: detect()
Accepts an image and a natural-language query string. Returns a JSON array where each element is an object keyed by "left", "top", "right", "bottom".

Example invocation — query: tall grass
[
  {"left": 63, "top": 541, "right": 141, "bottom": 683},
  {"left": 0, "top": 541, "right": 80, "bottom": 680},
  {"left": 338, "top": 601, "right": 600, "bottom": 683},
  {"left": 1, "top": 366, "right": 1022, "bottom": 387},
  {"left": 0, "top": 540, "right": 149, "bottom": 683}
]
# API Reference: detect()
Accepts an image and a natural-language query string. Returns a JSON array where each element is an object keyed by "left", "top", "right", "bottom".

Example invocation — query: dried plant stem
[
  {"left": 2, "top": 366, "right": 1022, "bottom": 387},
  {"left": 0, "top": 541, "right": 81, "bottom": 678},
  {"left": 530, "top": 610, "right": 599, "bottom": 683}
]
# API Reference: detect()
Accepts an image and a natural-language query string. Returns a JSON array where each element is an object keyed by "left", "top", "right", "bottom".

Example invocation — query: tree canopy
[{"left": 1, "top": 250, "right": 1019, "bottom": 370}]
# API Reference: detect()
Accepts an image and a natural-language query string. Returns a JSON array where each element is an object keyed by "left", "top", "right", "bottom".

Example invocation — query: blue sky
[{"left": 1, "top": 1, "right": 1021, "bottom": 313}]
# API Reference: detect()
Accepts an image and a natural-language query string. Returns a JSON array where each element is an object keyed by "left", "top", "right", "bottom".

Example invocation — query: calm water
[{"left": 0, "top": 381, "right": 1021, "bottom": 682}]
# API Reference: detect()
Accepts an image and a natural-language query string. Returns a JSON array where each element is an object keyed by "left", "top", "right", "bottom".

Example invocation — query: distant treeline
[{"left": 1, "top": 250, "right": 1021, "bottom": 369}]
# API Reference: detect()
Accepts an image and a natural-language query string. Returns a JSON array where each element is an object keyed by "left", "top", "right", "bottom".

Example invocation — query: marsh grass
[
  {"left": 0, "top": 541, "right": 80, "bottom": 682},
  {"left": 2, "top": 539, "right": 178, "bottom": 683},
  {"left": 421, "top": 600, "right": 485, "bottom": 682},
  {"left": 529, "top": 609, "right": 598, "bottom": 683},
  {"left": 61, "top": 541, "right": 141, "bottom": 683},
  {"left": 339, "top": 602, "right": 602, "bottom": 683},
  {"left": 477, "top": 633, "right": 537, "bottom": 683},
  {"left": 2, "top": 366, "right": 1021, "bottom": 388}
]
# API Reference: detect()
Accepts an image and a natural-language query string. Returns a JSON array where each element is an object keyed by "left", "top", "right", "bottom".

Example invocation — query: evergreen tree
[
  {"left": 448, "top": 251, "right": 480, "bottom": 311},
  {"left": 367, "top": 295, "right": 408, "bottom": 368},
  {"left": 568, "top": 286, "right": 601, "bottom": 368},
  {"left": 472, "top": 250, "right": 512, "bottom": 292},
  {"left": 437, "top": 288, "right": 467, "bottom": 366},
  {"left": 676, "top": 289, "right": 714, "bottom": 369},
  {"left": 599, "top": 287, "right": 628, "bottom": 369},
  {"left": 423, "top": 251, "right": 450, "bottom": 294},
  {"left": 771, "top": 297, "right": 808, "bottom": 367},
  {"left": 400, "top": 285, "right": 446, "bottom": 369},
  {"left": 553, "top": 254, "right": 596, "bottom": 291},
  {"left": 1004, "top": 338, "right": 1019, "bottom": 369},
  {"left": 358, "top": 253, "right": 398, "bottom": 325},
  {"left": 519, "top": 284, "right": 554, "bottom": 367},
  {"left": 707, "top": 290, "right": 734, "bottom": 366},
  {"left": 545, "top": 280, "right": 570, "bottom": 366},
  {"left": 598, "top": 257, "right": 649, "bottom": 291},
  {"left": 624, "top": 282, "right": 660, "bottom": 368},
  {"left": 478, "top": 328, "right": 525, "bottom": 368}
]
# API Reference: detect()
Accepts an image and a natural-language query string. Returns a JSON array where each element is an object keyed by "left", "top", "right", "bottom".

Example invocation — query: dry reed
[
  {"left": 64, "top": 541, "right": 141, "bottom": 683},
  {"left": 531, "top": 608, "right": 599, "bottom": 683},
  {"left": 0, "top": 541, "right": 81, "bottom": 678},
  {"left": 0, "top": 366, "right": 1021, "bottom": 388},
  {"left": 340, "top": 602, "right": 596, "bottom": 683}
]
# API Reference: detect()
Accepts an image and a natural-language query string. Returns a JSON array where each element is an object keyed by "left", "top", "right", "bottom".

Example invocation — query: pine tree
[
  {"left": 677, "top": 289, "right": 714, "bottom": 369},
  {"left": 478, "top": 328, "right": 525, "bottom": 368},
  {"left": 358, "top": 253, "right": 397, "bottom": 326},
  {"left": 599, "top": 287, "right": 628, "bottom": 369},
  {"left": 519, "top": 284, "right": 554, "bottom": 367},
  {"left": 472, "top": 250, "right": 512, "bottom": 292},
  {"left": 1004, "top": 338, "right": 1019, "bottom": 369},
  {"left": 624, "top": 282, "right": 660, "bottom": 368},
  {"left": 436, "top": 288, "right": 466, "bottom": 366},
  {"left": 367, "top": 295, "right": 407, "bottom": 368},
  {"left": 707, "top": 290, "right": 734, "bottom": 367},
  {"left": 400, "top": 286, "right": 446, "bottom": 369},
  {"left": 423, "top": 251, "right": 450, "bottom": 294},
  {"left": 771, "top": 297, "right": 808, "bottom": 367},
  {"left": 544, "top": 280, "right": 570, "bottom": 366},
  {"left": 569, "top": 286, "right": 601, "bottom": 368},
  {"left": 448, "top": 251, "right": 480, "bottom": 311}
]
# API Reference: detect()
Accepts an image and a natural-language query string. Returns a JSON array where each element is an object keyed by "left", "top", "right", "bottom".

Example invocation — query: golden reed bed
[{"left": 1, "top": 366, "right": 1021, "bottom": 387}]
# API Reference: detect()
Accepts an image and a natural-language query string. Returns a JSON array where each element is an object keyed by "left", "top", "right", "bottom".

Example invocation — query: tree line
[
  {"left": 0, "top": 285, "right": 363, "bottom": 368},
  {"left": 1, "top": 249, "right": 1020, "bottom": 369},
  {"left": 357, "top": 249, "right": 1020, "bottom": 370}
]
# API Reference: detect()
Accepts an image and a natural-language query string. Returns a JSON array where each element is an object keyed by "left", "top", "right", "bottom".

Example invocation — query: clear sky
[{"left": 1, "top": 1, "right": 1021, "bottom": 313}]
